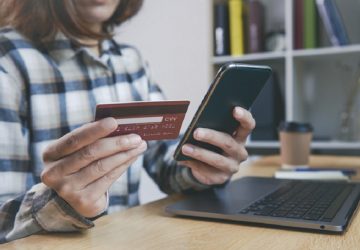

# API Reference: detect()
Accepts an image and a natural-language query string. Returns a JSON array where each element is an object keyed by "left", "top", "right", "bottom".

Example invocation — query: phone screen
[{"left": 174, "top": 63, "right": 272, "bottom": 161}]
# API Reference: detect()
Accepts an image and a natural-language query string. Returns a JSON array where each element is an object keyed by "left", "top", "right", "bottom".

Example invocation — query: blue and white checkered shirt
[{"left": 0, "top": 28, "right": 208, "bottom": 243}]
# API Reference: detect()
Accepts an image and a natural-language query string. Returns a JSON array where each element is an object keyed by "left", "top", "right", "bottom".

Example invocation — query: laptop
[{"left": 166, "top": 177, "right": 360, "bottom": 233}]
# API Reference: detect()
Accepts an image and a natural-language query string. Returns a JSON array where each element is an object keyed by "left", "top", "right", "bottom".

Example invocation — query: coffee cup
[{"left": 278, "top": 121, "right": 313, "bottom": 169}]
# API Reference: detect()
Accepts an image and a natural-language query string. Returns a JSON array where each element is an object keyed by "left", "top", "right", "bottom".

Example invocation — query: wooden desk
[{"left": 4, "top": 156, "right": 360, "bottom": 250}]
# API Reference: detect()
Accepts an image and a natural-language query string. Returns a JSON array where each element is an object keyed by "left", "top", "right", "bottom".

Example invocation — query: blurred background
[{"left": 117, "top": 0, "right": 360, "bottom": 203}]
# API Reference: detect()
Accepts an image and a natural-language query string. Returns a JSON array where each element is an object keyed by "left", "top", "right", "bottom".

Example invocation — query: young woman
[{"left": 0, "top": 0, "right": 255, "bottom": 243}]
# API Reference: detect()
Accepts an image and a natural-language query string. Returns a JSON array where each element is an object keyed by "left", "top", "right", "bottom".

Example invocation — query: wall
[{"left": 116, "top": 0, "right": 213, "bottom": 203}]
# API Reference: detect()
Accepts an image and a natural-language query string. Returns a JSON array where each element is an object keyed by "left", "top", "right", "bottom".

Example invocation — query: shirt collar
[
  {"left": 100, "top": 38, "right": 122, "bottom": 56},
  {"left": 45, "top": 32, "right": 122, "bottom": 65},
  {"left": 44, "top": 33, "right": 79, "bottom": 64}
]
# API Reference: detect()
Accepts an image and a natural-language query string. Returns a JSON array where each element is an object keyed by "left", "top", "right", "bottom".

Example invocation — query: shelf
[
  {"left": 292, "top": 44, "right": 360, "bottom": 58},
  {"left": 210, "top": 0, "right": 360, "bottom": 155},
  {"left": 246, "top": 141, "right": 360, "bottom": 156},
  {"left": 212, "top": 44, "right": 360, "bottom": 65},
  {"left": 247, "top": 141, "right": 360, "bottom": 149},
  {"left": 212, "top": 51, "right": 285, "bottom": 65}
]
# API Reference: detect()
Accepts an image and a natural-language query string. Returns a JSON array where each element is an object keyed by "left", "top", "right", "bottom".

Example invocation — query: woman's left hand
[{"left": 180, "top": 107, "right": 255, "bottom": 186}]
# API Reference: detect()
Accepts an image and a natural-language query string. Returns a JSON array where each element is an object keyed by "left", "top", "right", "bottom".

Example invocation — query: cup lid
[{"left": 278, "top": 121, "right": 313, "bottom": 133}]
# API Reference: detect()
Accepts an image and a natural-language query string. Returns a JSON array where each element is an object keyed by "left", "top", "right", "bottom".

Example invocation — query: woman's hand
[
  {"left": 41, "top": 118, "right": 147, "bottom": 218},
  {"left": 180, "top": 107, "right": 255, "bottom": 186}
]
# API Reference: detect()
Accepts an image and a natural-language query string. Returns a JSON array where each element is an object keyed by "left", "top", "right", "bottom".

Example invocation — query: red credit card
[{"left": 95, "top": 100, "right": 190, "bottom": 140}]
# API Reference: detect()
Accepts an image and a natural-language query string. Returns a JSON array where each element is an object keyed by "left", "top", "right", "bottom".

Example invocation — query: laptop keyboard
[{"left": 239, "top": 181, "right": 354, "bottom": 222}]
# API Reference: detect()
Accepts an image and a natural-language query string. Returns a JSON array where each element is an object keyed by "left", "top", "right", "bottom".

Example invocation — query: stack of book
[
  {"left": 216, "top": 0, "right": 351, "bottom": 54},
  {"left": 294, "top": 0, "right": 350, "bottom": 49},
  {"left": 214, "top": 0, "right": 265, "bottom": 56},
  {"left": 274, "top": 167, "right": 356, "bottom": 181}
]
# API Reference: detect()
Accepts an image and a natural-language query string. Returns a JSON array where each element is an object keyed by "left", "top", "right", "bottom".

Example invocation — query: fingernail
[
  {"left": 182, "top": 145, "right": 194, "bottom": 155},
  {"left": 138, "top": 141, "right": 148, "bottom": 151},
  {"left": 102, "top": 118, "right": 117, "bottom": 130},
  {"left": 129, "top": 134, "right": 142, "bottom": 145},
  {"left": 194, "top": 129, "right": 205, "bottom": 140},
  {"left": 235, "top": 107, "right": 244, "bottom": 118}
]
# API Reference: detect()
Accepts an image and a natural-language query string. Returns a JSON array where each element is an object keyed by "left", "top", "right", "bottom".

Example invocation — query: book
[
  {"left": 316, "top": 0, "right": 350, "bottom": 46},
  {"left": 303, "top": 0, "right": 318, "bottom": 49},
  {"left": 214, "top": 3, "right": 230, "bottom": 56},
  {"left": 229, "top": 0, "right": 245, "bottom": 56},
  {"left": 274, "top": 170, "right": 349, "bottom": 181},
  {"left": 293, "top": 167, "right": 357, "bottom": 176},
  {"left": 294, "top": 0, "right": 304, "bottom": 49},
  {"left": 244, "top": 0, "right": 265, "bottom": 53}
]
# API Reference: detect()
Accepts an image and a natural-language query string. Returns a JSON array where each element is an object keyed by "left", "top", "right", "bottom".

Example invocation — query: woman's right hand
[{"left": 41, "top": 118, "right": 147, "bottom": 218}]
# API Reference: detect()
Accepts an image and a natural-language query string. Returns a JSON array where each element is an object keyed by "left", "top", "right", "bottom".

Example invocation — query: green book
[{"left": 304, "top": 0, "right": 317, "bottom": 49}]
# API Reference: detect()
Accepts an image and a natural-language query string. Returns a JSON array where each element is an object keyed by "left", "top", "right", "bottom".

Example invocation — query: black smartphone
[{"left": 174, "top": 63, "right": 272, "bottom": 161}]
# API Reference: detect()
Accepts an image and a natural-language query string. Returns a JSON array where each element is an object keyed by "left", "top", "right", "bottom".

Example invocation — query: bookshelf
[{"left": 212, "top": 0, "right": 360, "bottom": 155}]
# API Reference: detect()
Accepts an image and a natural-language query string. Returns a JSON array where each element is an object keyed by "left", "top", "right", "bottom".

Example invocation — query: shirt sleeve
[
  {"left": 140, "top": 60, "right": 210, "bottom": 194},
  {"left": 143, "top": 139, "right": 210, "bottom": 194},
  {"left": 0, "top": 64, "right": 94, "bottom": 244}
]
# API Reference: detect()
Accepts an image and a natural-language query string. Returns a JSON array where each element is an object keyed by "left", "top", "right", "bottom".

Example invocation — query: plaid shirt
[{"left": 0, "top": 28, "right": 208, "bottom": 243}]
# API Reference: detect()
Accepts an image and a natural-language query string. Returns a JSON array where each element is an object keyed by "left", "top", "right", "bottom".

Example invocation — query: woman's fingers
[
  {"left": 70, "top": 141, "right": 147, "bottom": 189},
  {"left": 232, "top": 107, "right": 256, "bottom": 143},
  {"left": 192, "top": 128, "right": 248, "bottom": 162},
  {"left": 181, "top": 160, "right": 230, "bottom": 186},
  {"left": 55, "top": 134, "right": 143, "bottom": 175},
  {"left": 181, "top": 144, "right": 239, "bottom": 174},
  {"left": 41, "top": 134, "right": 144, "bottom": 188},
  {"left": 43, "top": 118, "right": 118, "bottom": 162}
]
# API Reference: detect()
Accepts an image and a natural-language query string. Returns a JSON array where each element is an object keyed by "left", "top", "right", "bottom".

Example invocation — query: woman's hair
[{"left": 0, "top": 0, "right": 143, "bottom": 46}]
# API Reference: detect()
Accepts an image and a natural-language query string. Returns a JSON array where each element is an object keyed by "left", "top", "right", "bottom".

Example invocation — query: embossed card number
[{"left": 95, "top": 101, "right": 190, "bottom": 140}]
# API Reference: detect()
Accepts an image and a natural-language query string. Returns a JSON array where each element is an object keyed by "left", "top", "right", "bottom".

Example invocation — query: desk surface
[{"left": 4, "top": 155, "right": 360, "bottom": 250}]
